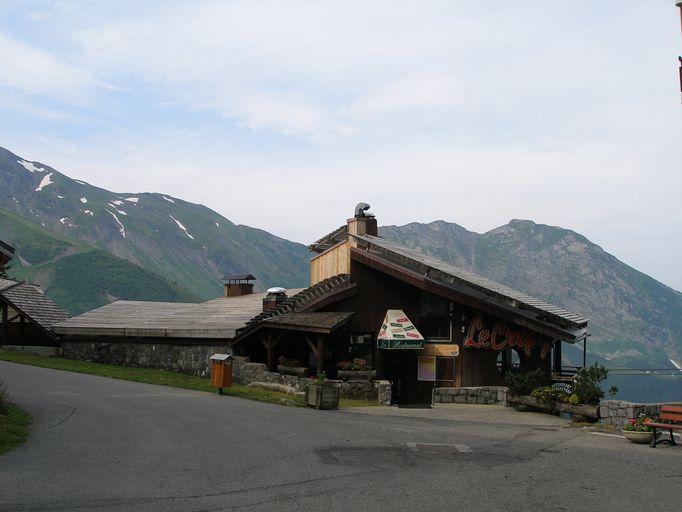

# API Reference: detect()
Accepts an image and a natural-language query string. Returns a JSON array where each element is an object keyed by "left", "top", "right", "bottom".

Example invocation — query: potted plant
[
  {"left": 621, "top": 414, "right": 660, "bottom": 444},
  {"left": 276, "top": 356, "right": 308, "bottom": 377},
  {"left": 337, "top": 359, "right": 376, "bottom": 380},
  {"left": 305, "top": 372, "right": 340, "bottom": 410}
]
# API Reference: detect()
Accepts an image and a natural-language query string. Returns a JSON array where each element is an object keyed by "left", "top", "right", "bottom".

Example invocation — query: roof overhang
[
  {"left": 260, "top": 311, "right": 354, "bottom": 335},
  {"left": 350, "top": 246, "right": 587, "bottom": 342}
]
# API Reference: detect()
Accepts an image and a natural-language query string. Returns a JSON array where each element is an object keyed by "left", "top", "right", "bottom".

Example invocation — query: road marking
[{"left": 407, "top": 442, "right": 473, "bottom": 453}]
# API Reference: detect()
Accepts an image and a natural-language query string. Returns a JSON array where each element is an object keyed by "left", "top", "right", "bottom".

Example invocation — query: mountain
[
  {"left": 0, "top": 146, "right": 310, "bottom": 313},
  {"left": 381, "top": 220, "right": 682, "bottom": 401}
]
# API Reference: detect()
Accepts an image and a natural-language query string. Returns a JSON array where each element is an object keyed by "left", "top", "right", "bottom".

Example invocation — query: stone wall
[
  {"left": 233, "top": 359, "right": 392, "bottom": 404},
  {"left": 599, "top": 400, "right": 682, "bottom": 428},
  {"left": 62, "top": 341, "right": 230, "bottom": 377},
  {"left": 433, "top": 386, "right": 508, "bottom": 406}
]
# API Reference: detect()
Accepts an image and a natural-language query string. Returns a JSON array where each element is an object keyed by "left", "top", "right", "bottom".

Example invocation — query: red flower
[{"left": 628, "top": 419, "right": 636, "bottom": 426}]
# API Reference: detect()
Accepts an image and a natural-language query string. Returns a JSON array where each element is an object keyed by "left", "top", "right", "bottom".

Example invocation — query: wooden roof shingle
[{"left": 0, "top": 280, "right": 71, "bottom": 333}]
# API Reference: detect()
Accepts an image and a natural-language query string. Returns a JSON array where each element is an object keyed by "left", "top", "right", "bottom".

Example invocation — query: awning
[{"left": 377, "top": 309, "right": 424, "bottom": 349}]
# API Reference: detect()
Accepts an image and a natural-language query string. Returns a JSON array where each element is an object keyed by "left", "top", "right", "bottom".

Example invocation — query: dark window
[{"left": 419, "top": 292, "right": 450, "bottom": 340}]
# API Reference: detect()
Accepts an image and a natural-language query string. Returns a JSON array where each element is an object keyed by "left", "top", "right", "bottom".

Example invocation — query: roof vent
[
  {"left": 263, "top": 287, "right": 288, "bottom": 311},
  {"left": 266, "top": 287, "right": 287, "bottom": 294}
]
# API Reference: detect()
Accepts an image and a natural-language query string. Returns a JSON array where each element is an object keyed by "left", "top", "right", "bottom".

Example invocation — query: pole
[{"left": 582, "top": 338, "right": 587, "bottom": 368}]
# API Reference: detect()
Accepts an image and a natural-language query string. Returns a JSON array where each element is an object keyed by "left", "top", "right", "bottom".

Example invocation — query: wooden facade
[{"left": 233, "top": 206, "right": 588, "bottom": 405}]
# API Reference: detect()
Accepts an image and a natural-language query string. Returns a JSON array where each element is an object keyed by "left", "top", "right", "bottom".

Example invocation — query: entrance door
[{"left": 383, "top": 350, "right": 433, "bottom": 406}]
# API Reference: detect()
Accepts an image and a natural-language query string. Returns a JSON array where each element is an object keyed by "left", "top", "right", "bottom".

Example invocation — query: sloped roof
[
  {"left": 0, "top": 279, "right": 71, "bottom": 334},
  {"left": 54, "top": 290, "right": 302, "bottom": 339},
  {"left": 354, "top": 234, "right": 588, "bottom": 338},
  {"left": 223, "top": 273, "right": 256, "bottom": 281},
  {"left": 231, "top": 274, "right": 356, "bottom": 344},
  {"left": 262, "top": 311, "right": 354, "bottom": 333},
  {"left": 308, "top": 225, "right": 348, "bottom": 253},
  {"left": 0, "top": 239, "right": 13, "bottom": 265}
]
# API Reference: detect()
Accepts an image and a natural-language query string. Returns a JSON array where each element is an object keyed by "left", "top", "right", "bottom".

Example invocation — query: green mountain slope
[
  {"left": 0, "top": 208, "right": 199, "bottom": 313},
  {"left": 0, "top": 146, "right": 309, "bottom": 304}
]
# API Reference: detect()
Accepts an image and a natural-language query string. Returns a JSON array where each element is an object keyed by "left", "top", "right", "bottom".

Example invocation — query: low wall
[
  {"left": 62, "top": 341, "right": 230, "bottom": 377},
  {"left": 234, "top": 360, "right": 392, "bottom": 405},
  {"left": 1, "top": 345, "right": 63, "bottom": 357},
  {"left": 599, "top": 400, "right": 682, "bottom": 428},
  {"left": 433, "top": 386, "right": 508, "bottom": 406}
]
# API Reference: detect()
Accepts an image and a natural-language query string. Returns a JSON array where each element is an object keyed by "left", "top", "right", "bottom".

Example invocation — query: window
[{"left": 419, "top": 292, "right": 451, "bottom": 340}]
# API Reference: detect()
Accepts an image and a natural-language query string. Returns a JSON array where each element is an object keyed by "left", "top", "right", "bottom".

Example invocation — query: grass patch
[
  {"left": 0, "top": 350, "right": 378, "bottom": 409},
  {"left": 0, "top": 403, "right": 31, "bottom": 455}
]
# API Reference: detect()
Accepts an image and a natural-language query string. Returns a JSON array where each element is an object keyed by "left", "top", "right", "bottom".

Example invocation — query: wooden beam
[
  {"left": 316, "top": 335, "right": 324, "bottom": 376},
  {"left": 304, "top": 335, "right": 318, "bottom": 355},
  {"left": 1, "top": 303, "right": 7, "bottom": 345}
]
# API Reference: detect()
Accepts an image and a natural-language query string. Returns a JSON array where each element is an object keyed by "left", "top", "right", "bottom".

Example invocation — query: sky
[{"left": 0, "top": 1, "right": 681, "bottom": 290}]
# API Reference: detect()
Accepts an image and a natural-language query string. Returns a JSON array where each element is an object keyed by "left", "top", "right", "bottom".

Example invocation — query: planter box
[
  {"left": 305, "top": 384, "right": 340, "bottom": 410},
  {"left": 337, "top": 369, "right": 376, "bottom": 381},
  {"left": 621, "top": 430, "right": 660, "bottom": 444},
  {"left": 277, "top": 365, "right": 308, "bottom": 377}
]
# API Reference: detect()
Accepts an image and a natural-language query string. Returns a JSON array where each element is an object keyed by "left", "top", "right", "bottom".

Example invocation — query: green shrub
[
  {"left": 505, "top": 368, "right": 546, "bottom": 396},
  {"left": 531, "top": 386, "right": 566, "bottom": 404},
  {"left": 566, "top": 393, "right": 580, "bottom": 406},
  {"left": 574, "top": 363, "right": 609, "bottom": 405}
]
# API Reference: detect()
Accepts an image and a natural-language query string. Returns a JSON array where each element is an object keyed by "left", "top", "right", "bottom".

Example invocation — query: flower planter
[
  {"left": 621, "top": 430, "right": 660, "bottom": 444},
  {"left": 276, "top": 365, "right": 308, "bottom": 377},
  {"left": 337, "top": 369, "right": 376, "bottom": 381},
  {"left": 305, "top": 384, "right": 340, "bottom": 410}
]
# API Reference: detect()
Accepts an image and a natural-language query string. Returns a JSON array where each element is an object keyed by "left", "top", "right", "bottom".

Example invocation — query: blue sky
[{"left": 0, "top": 1, "right": 681, "bottom": 290}]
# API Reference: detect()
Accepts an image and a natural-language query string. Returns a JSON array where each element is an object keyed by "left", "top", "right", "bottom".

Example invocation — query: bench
[{"left": 645, "top": 405, "right": 682, "bottom": 448}]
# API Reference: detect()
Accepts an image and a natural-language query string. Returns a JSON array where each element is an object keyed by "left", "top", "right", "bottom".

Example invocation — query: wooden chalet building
[
  {"left": 229, "top": 204, "right": 589, "bottom": 404},
  {"left": 0, "top": 239, "right": 71, "bottom": 349},
  {"left": 55, "top": 205, "right": 588, "bottom": 405}
]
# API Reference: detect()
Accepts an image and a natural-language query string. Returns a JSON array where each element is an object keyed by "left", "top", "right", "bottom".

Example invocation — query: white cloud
[{"left": 0, "top": 32, "right": 112, "bottom": 105}]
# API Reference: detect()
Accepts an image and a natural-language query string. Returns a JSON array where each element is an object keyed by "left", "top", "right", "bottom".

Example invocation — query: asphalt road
[{"left": 1, "top": 361, "right": 681, "bottom": 512}]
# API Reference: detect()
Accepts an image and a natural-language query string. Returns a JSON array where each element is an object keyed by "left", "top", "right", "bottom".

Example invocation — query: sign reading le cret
[{"left": 463, "top": 315, "right": 551, "bottom": 359}]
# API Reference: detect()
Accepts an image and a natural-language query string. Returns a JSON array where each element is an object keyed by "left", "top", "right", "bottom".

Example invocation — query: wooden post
[
  {"left": 1, "top": 302, "right": 7, "bottom": 346},
  {"left": 316, "top": 335, "right": 324, "bottom": 376},
  {"left": 582, "top": 338, "right": 587, "bottom": 368},
  {"left": 262, "top": 331, "right": 283, "bottom": 371},
  {"left": 553, "top": 340, "right": 562, "bottom": 375}
]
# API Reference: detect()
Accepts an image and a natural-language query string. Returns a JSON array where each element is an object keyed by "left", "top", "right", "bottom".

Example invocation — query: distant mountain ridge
[
  {"left": 380, "top": 220, "right": 682, "bottom": 373},
  {"left": 0, "top": 146, "right": 310, "bottom": 313}
]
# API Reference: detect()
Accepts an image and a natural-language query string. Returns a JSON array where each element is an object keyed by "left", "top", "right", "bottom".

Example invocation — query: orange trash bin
[{"left": 210, "top": 354, "right": 233, "bottom": 394}]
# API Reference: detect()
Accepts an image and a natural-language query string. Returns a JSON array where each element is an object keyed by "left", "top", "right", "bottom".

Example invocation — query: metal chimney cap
[
  {"left": 355, "top": 202, "right": 375, "bottom": 218},
  {"left": 266, "top": 287, "right": 287, "bottom": 294}
]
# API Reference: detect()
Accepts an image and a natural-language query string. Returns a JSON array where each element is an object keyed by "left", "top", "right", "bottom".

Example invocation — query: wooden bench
[{"left": 645, "top": 405, "right": 682, "bottom": 448}]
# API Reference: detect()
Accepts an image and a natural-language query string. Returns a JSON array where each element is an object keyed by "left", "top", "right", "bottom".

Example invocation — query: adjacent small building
[{"left": 0, "top": 239, "right": 71, "bottom": 349}]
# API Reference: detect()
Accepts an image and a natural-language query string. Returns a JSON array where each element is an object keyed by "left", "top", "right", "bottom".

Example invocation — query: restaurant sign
[
  {"left": 377, "top": 309, "right": 425, "bottom": 350},
  {"left": 463, "top": 315, "right": 552, "bottom": 359}
]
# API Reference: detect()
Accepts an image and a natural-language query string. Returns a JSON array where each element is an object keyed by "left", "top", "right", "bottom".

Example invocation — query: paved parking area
[{"left": 1, "top": 361, "right": 680, "bottom": 512}]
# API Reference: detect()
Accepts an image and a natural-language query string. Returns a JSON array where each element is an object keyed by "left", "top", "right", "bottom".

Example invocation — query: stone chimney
[
  {"left": 224, "top": 274, "right": 256, "bottom": 297},
  {"left": 262, "top": 287, "right": 288, "bottom": 311}
]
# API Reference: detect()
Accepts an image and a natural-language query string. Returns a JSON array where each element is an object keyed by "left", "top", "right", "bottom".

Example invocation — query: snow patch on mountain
[
  {"left": 57, "top": 195, "right": 64, "bottom": 199},
  {"left": 162, "top": 196, "right": 175, "bottom": 203},
  {"left": 215, "top": 222, "right": 219, "bottom": 228},
  {"left": 169, "top": 215, "right": 194, "bottom": 240},
  {"left": 59, "top": 217, "right": 67, "bottom": 224},
  {"left": 35, "top": 173, "right": 54, "bottom": 191},
  {"left": 80, "top": 197, "right": 87, "bottom": 204},
  {"left": 74, "top": 180, "right": 86, "bottom": 185},
  {"left": 671, "top": 359, "right": 682, "bottom": 371},
  {"left": 124, "top": 197, "right": 139, "bottom": 203},
  {"left": 106, "top": 210, "right": 126, "bottom": 238},
  {"left": 83, "top": 210, "right": 94, "bottom": 216},
  {"left": 110, "top": 200, "right": 124, "bottom": 206},
  {"left": 17, "top": 159, "right": 46, "bottom": 173}
]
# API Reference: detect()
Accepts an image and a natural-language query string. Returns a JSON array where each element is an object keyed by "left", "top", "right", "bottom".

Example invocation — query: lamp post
[{"left": 677, "top": 2, "right": 682, "bottom": 102}]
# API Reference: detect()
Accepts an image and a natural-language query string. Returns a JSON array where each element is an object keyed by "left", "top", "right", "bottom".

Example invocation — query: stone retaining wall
[
  {"left": 233, "top": 360, "right": 392, "bottom": 404},
  {"left": 62, "top": 341, "right": 229, "bottom": 377},
  {"left": 599, "top": 400, "right": 682, "bottom": 428},
  {"left": 433, "top": 386, "right": 509, "bottom": 406}
]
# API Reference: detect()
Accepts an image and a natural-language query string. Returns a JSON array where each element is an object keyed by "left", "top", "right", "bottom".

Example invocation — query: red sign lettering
[{"left": 463, "top": 315, "right": 552, "bottom": 359}]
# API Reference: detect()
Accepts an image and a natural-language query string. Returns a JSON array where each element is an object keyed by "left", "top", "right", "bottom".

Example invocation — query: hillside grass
[
  {"left": 0, "top": 350, "right": 378, "bottom": 409},
  {"left": 0, "top": 403, "right": 31, "bottom": 455}
]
